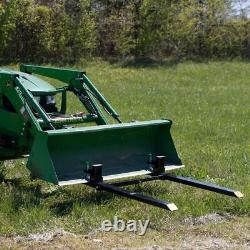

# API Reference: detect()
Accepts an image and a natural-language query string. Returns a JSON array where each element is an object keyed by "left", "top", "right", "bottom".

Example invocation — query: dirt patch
[
  {"left": 14, "top": 229, "right": 76, "bottom": 243},
  {"left": 1, "top": 215, "right": 249, "bottom": 249},
  {"left": 182, "top": 213, "right": 232, "bottom": 226},
  {"left": 179, "top": 235, "right": 249, "bottom": 250}
]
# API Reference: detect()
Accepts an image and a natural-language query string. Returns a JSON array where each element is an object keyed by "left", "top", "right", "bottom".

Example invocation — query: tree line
[{"left": 0, "top": 0, "right": 249, "bottom": 62}]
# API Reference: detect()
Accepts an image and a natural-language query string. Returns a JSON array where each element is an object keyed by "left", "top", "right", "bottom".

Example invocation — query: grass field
[{"left": 0, "top": 60, "right": 249, "bottom": 237}]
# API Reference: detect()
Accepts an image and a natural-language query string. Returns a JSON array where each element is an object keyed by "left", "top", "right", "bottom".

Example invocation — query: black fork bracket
[
  {"left": 109, "top": 173, "right": 243, "bottom": 198},
  {"left": 87, "top": 182, "right": 178, "bottom": 211}
]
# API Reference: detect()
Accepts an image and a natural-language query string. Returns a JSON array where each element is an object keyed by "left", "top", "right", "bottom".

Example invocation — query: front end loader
[{"left": 0, "top": 65, "right": 243, "bottom": 211}]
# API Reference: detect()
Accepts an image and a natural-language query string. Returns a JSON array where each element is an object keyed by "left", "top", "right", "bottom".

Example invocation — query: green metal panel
[
  {"left": 0, "top": 110, "right": 24, "bottom": 135},
  {"left": 27, "top": 120, "right": 182, "bottom": 184},
  {"left": 0, "top": 68, "right": 16, "bottom": 77},
  {"left": 20, "top": 64, "right": 84, "bottom": 84},
  {"left": 0, "top": 147, "right": 17, "bottom": 159},
  {"left": 27, "top": 132, "right": 59, "bottom": 184},
  {"left": 1, "top": 68, "right": 56, "bottom": 95},
  {"left": 18, "top": 73, "right": 57, "bottom": 95}
]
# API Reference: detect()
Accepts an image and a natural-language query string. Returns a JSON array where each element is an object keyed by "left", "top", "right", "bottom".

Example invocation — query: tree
[
  {"left": 65, "top": 0, "right": 97, "bottom": 60},
  {"left": 0, "top": 0, "right": 53, "bottom": 61},
  {"left": 94, "top": 0, "right": 136, "bottom": 56}
]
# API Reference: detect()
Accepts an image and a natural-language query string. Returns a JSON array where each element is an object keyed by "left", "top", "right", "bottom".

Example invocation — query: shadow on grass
[
  {"left": 1, "top": 56, "right": 249, "bottom": 69},
  {"left": 0, "top": 172, "right": 173, "bottom": 216},
  {"left": 50, "top": 191, "right": 115, "bottom": 216},
  {"left": 108, "top": 56, "right": 250, "bottom": 68},
  {"left": 0, "top": 177, "right": 44, "bottom": 211},
  {"left": 105, "top": 56, "right": 232, "bottom": 68},
  {"left": 49, "top": 181, "right": 173, "bottom": 216},
  {"left": 107, "top": 56, "right": 180, "bottom": 68}
]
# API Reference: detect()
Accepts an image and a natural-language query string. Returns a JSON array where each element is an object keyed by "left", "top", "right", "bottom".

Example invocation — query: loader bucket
[{"left": 27, "top": 120, "right": 182, "bottom": 185}]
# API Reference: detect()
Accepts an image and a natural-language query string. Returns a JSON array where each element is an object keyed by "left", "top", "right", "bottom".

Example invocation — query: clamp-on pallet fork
[
  {"left": 0, "top": 65, "right": 243, "bottom": 211},
  {"left": 86, "top": 157, "right": 243, "bottom": 211}
]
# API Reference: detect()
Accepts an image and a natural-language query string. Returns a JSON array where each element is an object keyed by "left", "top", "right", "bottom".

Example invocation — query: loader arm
[{"left": 20, "top": 64, "right": 121, "bottom": 124}]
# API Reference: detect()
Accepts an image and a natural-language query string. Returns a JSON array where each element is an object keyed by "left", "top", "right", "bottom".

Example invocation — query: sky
[{"left": 233, "top": 0, "right": 250, "bottom": 17}]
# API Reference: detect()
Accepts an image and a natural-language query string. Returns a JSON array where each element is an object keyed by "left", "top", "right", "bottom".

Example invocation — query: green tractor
[{"left": 0, "top": 65, "right": 243, "bottom": 211}]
